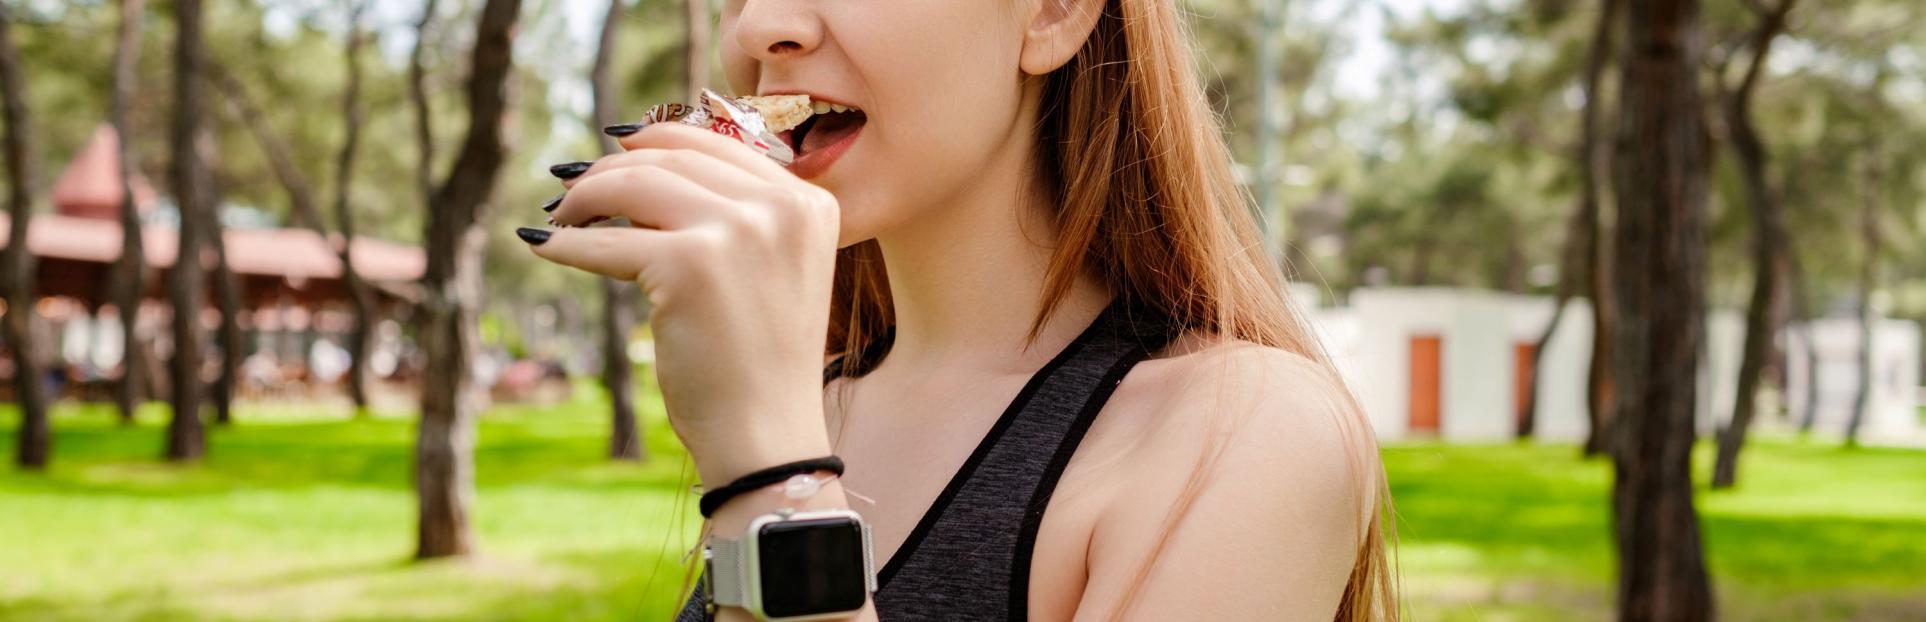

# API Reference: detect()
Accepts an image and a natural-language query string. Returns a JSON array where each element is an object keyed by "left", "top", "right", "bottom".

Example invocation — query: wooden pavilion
[{"left": 0, "top": 125, "right": 425, "bottom": 400}]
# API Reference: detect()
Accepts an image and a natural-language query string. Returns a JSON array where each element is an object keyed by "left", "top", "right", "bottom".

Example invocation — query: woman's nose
[{"left": 734, "top": 0, "right": 822, "bottom": 61}]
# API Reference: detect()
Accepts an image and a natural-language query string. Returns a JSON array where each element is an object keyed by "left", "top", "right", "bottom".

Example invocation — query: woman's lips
[{"left": 785, "top": 115, "right": 864, "bottom": 180}]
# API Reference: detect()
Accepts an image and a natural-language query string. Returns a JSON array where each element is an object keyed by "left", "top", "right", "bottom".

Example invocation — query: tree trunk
[
  {"left": 411, "top": 0, "right": 441, "bottom": 207},
  {"left": 1712, "top": 0, "right": 1796, "bottom": 490},
  {"left": 1409, "top": 235, "right": 1433, "bottom": 286},
  {"left": 1519, "top": 204, "right": 1588, "bottom": 439},
  {"left": 601, "top": 279, "right": 640, "bottom": 460},
  {"left": 111, "top": 0, "right": 149, "bottom": 425},
  {"left": 593, "top": 0, "right": 642, "bottom": 462},
  {"left": 198, "top": 116, "right": 238, "bottom": 427},
  {"left": 1530, "top": 0, "right": 1621, "bottom": 443},
  {"left": 205, "top": 194, "right": 242, "bottom": 426},
  {"left": 336, "top": 3, "right": 374, "bottom": 416},
  {"left": 1501, "top": 232, "right": 1526, "bottom": 293},
  {"left": 0, "top": 4, "right": 51, "bottom": 470},
  {"left": 416, "top": 230, "right": 482, "bottom": 558},
  {"left": 1789, "top": 253, "right": 1821, "bottom": 433},
  {"left": 166, "top": 0, "right": 211, "bottom": 462},
  {"left": 1583, "top": 280, "right": 1616, "bottom": 456},
  {"left": 686, "top": 0, "right": 710, "bottom": 99},
  {"left": 416, "top": 0, "right": 523, "bottom": 560},
  {"left": 1844, "top": 154, "right": 1879, "bottom": 447},
  {"left": 1581, "top": 0, "right": 1623, "bottom": 459},
  {"left": 1609, "top": 0, "right": 1716, "bottom": 618}
]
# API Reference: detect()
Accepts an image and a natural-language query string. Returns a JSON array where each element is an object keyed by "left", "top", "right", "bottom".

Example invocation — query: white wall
[
  {"left": 1443, "top": 294, "right": 1515, "bottom": 440},
  {"left": 1699, "top": 310, "right": 1748, "bottom": 435},
  {"left": 1313, "top": 287, "right": 1763, "bottom": 444},
  {"left": 1528, "top": 299, "right": 1595, "bottom": 442},
  {"left": 1339, "top": 288, "right": 1519, "bottom": 442},
  {"left": 1784, "top": 318, "right": 1922, "bottom": 443}
]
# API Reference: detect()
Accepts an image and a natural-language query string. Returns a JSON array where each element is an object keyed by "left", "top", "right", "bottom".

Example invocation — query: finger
[
  {"left": 559, "top": 147, "right": 772, "bottom": 197},
  {"left": 613, "top": 121, "right": 793, "bottom": 182},
  {"left": 549, "top": 163, "right": 730, "bottom": 229},
  {"left": 519, "top": 225, "right": 673, "bottom": 282}
]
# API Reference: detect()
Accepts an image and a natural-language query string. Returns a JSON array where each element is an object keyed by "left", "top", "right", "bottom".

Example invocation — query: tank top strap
[
  {"left": 872, "top": 297, "right": 1178, "bottom": 621},
  {"left": 678, "top": 297, "right": 1179, "bottom": 622}
]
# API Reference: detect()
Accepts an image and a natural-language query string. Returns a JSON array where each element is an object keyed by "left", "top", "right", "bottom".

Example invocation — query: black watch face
[{"left": 757, "top": 517, "right": 867, "bottom": 617}]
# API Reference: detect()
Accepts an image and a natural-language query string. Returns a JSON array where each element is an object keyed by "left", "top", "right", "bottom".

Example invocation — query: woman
[{"left": 519, "top": 0, "right": 1395, "bottom": 618}]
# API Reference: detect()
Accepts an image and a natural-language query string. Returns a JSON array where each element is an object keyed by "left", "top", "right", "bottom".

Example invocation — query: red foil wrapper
[
  {"left": 559, "top": 89, "right": 797, "bottom": 228},
  {"left": 640, "top": 88, "right": 796, "bottom": 166}
]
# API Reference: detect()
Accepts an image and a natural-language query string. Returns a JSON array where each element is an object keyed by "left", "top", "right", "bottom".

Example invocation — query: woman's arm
[
  {"left": 708, "top": 467, "right": 880, "bottom": 622},
  {"left": 521, "top": 122, "right": 868, "bottom": 619},
  {"left": 1072, "top": 345, "right": 1376, "bottom": 621}
]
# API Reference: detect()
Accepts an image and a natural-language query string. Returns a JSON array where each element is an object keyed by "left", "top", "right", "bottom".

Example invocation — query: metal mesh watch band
[{"left": 705, "top": 537, "right": 747, "bottom": 608}]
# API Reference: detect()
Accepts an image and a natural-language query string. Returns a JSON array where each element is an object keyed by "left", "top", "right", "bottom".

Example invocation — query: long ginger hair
[{"left": 825, "top": 0, "right": 1398, "bottom": 619}]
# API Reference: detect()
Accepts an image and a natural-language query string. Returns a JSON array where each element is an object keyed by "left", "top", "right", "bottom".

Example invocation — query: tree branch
[
  {"left": 205, "top": 60, "right": 326, "bottom": 237},
  {"left": 410, "top": 0, "right": 442, "bottom": 206}
]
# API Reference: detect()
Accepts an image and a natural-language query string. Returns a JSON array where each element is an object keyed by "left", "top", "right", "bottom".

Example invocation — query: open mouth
[{"left": 778, "top": 101, "right": 868, "bottom": 159}]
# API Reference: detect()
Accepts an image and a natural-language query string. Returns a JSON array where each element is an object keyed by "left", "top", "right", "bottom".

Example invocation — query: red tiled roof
[
  {"left": 50, "top": 125, "right": 157, "bottom": 220},
  {"left": 0, "top": 213, "right": 424, "bottom": 283}
]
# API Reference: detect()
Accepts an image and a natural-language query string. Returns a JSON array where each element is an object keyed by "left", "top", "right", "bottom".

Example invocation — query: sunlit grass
[
  {"left": 1385, "top": 438, "right": 1926, "bottom": 621},
  {"left": 0, "top": 389, "right": 704, "bottom": 622},
  {"left": 3, "top": 393, "right": 1923, "bottom": 621}
]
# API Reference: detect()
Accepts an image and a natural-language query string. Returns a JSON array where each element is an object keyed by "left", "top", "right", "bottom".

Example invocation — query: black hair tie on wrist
[{"left": 699, "top": 456, "right": 845, "bottom": 519}]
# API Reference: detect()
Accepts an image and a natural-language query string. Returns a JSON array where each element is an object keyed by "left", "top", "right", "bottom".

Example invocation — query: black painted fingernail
[
  {"left": 549, "top": 161, "right": 591, "bottom": 180},
  {"left": 516, "top": 227, "right": 552, "bottom": 245},
  {"left": 541, "top": 194, "right": 562, "bottom": 212},
  {"left": 602, "top": 123, "right": 645, "bottom": 137}
]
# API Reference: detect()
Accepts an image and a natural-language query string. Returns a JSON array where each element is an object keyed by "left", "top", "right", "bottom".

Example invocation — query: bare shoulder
[
  {"left": 1070, "top": 335, "right": 1381, "bottom": 618},
  {"left": 1121, "top": 334, "right": 1378, "bottom": 483}
]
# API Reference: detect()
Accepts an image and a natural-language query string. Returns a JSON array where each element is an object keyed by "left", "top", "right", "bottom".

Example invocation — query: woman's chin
[
  {"left": 819, "top": 179, "right": 882, "bottom": 246},
  {"left": 834, "top": 215, "right": 884, "bottom": 249}
]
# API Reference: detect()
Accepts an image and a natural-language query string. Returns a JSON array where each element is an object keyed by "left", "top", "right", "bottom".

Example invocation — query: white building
[
  {"left": 1784, "top": 318, "right": 1922, "bottom": 443},
  {"left": 1303, "top": 287, "right": 1917, "bottom": 445},
  {"left": 1324, "top": 288, "right": 1521, "bottom": 442}
]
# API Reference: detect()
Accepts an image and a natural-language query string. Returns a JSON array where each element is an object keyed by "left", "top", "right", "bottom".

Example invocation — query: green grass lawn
[
  {"left": 3, "top": 392, "right": 1923, "bottom": 621},
  {"left": 1385, "top": 440, "right": 1926, "bottom": 621},
  {"left": 0, "top": 391, "right": 705, "bottom": 622}
]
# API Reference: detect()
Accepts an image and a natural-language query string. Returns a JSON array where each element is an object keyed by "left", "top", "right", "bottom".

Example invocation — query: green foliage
[
  {"left": 7, "top": 3, "right": 119, "bottom": 172},
  {"left": 1363, "top": 0, "right": 1926, "bottom": 318},
  {"left": 14, "top": 0, "right": 1923, "bottom": 317},
  {"left": 1329, "top": 0, "right": 1598, "bottom": 294},
  {"left": 1698, "top": 0, "right": 1926, "bottom": 312}
]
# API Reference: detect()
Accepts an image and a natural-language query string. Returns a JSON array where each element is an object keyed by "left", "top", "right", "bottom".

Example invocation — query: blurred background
[{"left": 1, "top": 0, "right": 1922, "bottom": 620}]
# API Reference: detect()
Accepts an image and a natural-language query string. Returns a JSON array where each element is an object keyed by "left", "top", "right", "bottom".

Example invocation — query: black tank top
[{"left": 676, "top": 297, "right": 1179, "bottom": 621}]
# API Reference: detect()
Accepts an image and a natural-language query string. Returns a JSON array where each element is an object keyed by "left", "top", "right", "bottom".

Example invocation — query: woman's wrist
[
  {"left": 699, "top": 457, "right": 843, "bottom": 518},
  {"left": 680, "top": 405, "right": 835, "bottom": 492},
  {"left": 706, "top": 473, "right": 854, "bottom": 536},
  {"left": 707, "top": 476, "right": 875, "bottom": 622}
]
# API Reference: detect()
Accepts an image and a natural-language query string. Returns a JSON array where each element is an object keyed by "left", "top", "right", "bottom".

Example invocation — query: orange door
[
  {"left": 1408, "top": 336, "right": 1442, "bottom": 435},
  {"left": 1514, "top": 342, "right": 1538, "bottom": 431}
]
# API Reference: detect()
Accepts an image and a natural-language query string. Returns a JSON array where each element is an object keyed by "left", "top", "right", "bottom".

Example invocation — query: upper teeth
[{"left": 811, "top": 101, "right": 858, "bottom": 115}]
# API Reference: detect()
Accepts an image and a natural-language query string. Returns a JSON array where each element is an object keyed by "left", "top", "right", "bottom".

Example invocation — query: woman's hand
[{"left": 523, "top": 122, "right": 840, "bottom": 488}]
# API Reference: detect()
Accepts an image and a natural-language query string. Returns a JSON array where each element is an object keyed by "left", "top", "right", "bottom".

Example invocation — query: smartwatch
[{"left": 705, "top": 508, "right": 877, "bottom": 621}]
